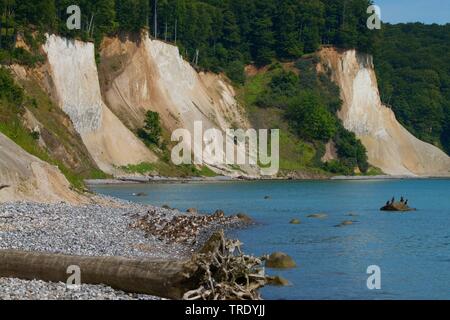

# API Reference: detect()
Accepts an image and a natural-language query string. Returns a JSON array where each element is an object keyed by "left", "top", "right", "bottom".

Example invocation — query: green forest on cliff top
[{"left": 0, "top": 0, "right": 449, "bottom": 178}]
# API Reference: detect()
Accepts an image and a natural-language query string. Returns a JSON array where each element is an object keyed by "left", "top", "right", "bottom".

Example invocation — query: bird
[{"left": 0, "top": 185, "right": 10, "bottom": 191}]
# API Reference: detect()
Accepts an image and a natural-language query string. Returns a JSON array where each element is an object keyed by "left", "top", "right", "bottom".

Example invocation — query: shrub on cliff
[
  {"left": 286, "top": 91, "right": 337, "bottom": 142},
  {"left": 138, "top": 111, "right": 162, "bottom": 147}
]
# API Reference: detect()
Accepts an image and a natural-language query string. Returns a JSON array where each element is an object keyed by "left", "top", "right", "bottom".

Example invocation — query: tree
[
  {"left": 249, "top": 0, "right": 275, "bottom": 66},
  {"left": 116, "top": 0, "right": 149, "bottom": 32},
  {"left": 274, "top": 0, "right": 302, "bottom": 59},
  {"left": 299, "top": 0, "right": 325, "bottom": 53},
  {"left": 286, "top": 91, "right": 337, "bottom": 142},
  {"left": 92, "top": 0, "right": 117, "bottom": 36},
  {"left": 335, "top": 124, "right": 368, "bottom": 173},
  {"left": 375, "top": 23, "right": 450, "bottom": 153},
  {"left": 138, "top": 111, "right": 162, "bottom": 146}
]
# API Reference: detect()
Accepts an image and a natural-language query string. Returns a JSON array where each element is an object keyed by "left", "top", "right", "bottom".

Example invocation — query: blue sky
[{"left": 373, "top": 0, "right": 450, "bottom": 24}]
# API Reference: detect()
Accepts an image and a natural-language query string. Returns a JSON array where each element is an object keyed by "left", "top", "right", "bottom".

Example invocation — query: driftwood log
[
  {"left": 0, "top": 184, "right": 10, "bottom": 191},
  {"left": 0, "top": 231, "right": 268, "bottom": 300},
  {"left": 0, "top": 250, "right": 198, "bottom": 299}
]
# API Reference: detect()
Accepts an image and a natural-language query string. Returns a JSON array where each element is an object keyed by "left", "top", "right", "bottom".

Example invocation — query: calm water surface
[{"left": 92, "top": 179, "right": 450, "bottom": 300}]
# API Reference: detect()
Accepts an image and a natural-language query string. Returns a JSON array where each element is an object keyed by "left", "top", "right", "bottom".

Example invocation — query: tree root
[
  {"left": 183, "top": 231, "right": 267, "bottom": 300},
  {"left": 130, "top": 209, "right": 239, "bottom": 245}
]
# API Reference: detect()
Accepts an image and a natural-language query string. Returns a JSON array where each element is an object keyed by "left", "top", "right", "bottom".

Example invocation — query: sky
[{"left": 373, "top": 0, "right": 450, "bottom": 25}]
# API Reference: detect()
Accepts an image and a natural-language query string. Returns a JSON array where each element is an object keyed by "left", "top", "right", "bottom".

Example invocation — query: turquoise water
[{"left": 92, "top": 179, "right": 450, "bottom": 300}]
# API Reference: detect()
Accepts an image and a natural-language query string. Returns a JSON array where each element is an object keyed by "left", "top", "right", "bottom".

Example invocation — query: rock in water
[
  {"left": 236, "top": 213, "right": 253, "bottom": 224},
  {"left": 290, "top": 219, "right": 301, "bottom": 225},
  {"left": 265, "top": 252, "right": 296, "bottom": 269},
  {"left": 267, "top": 275, "right": 291, "bottom": 287},
  {"left": 213, "top": 210, "right": 225, "bottom": 218},
  {"left": 380, "top": 202, "right": 416, "bottom": 212}
]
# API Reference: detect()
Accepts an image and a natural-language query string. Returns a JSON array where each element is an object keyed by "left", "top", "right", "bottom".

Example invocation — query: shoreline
[{"left": 85, "top": 174, "right": 450, "bottom": 186}]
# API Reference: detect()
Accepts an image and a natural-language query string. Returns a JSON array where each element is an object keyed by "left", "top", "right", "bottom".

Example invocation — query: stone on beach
[{"left": 186, "top": 208, "right": 198, "bottom": 214}]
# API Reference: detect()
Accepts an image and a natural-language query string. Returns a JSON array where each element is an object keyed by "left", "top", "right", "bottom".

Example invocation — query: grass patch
[
  {"left": 364, "top": 166, "right": 385, "bottom": 176},
  {"left": 239, "top": 73, "right": 271, "bottom": 110},
  {"left": 120, "top": 162, "right": 156, "bottom": 175},
  {"left": 196, "top": 166, "right": 218, "bottom": 177},
  {"left": 120, "top": 161, "right": 219, "bottom": 178}
]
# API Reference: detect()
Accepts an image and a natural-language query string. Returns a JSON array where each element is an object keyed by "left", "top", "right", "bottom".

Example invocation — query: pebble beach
[{"left": 0, "top": 197, "right": 244, "bottom": 300}]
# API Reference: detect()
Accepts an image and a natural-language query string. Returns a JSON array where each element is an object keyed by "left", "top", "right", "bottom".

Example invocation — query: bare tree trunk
[
  {"left": 88, "top": 14, "right": 95, "bottom": 36},
  {"left": 174, "top": 19, "right": 177, "bottom": 44},
  {"left": 0, "top": 250, "right": 200, "bottom": 299},
  {"left": 5, "top": 6, "right": 10, "bottom": 38},
  {"left": 165, "top": 21, "right": 168, "bottom": 42},
  {"left": 154, "top": 0, "right": 158, "bottom": 38},
  {"left": 0, "top": 231, "right": 268, "bottom": 300},
  {"left": 0, "top": 12, "right": 3, "bottom": 49}
]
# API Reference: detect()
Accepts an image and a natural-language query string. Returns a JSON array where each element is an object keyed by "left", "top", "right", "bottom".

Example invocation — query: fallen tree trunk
[
  {"left": 0, "top": 250, "right": 199, "bottom": 299},
  {"left": 0, "top": 232, "right": 268, "bottom": 300}
]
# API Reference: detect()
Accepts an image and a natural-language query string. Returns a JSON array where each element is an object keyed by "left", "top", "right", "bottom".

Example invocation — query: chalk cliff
[
  {"left": 99, "top": 34, "right": 257, "bottom": 176},
  {"left": 43, "top": 35, "right": 157, "bottom": 175},
  {"left": 319, "top": 47, "right": 450, "bottom": 176},
  {"left": 0, "top": 133, "right": 85, "bottom": 203}
]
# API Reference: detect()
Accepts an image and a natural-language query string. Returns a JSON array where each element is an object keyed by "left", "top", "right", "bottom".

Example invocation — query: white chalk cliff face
[
  {"left": 319, "top": 48, "right": 450, "bottom": 176},
  {"left": 100, "top": 34, "right": 258, "bottom": 176},
  {"left": 0, "top": 133, "right": 85, "bottom": 203},
  {"left": 43, "top": 35, "right": 156, "bottom": 175}
]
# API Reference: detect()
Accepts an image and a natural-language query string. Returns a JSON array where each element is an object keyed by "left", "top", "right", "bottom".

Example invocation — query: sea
[{"left": 91, "top": 179, "right": 450, "bottom": 300}]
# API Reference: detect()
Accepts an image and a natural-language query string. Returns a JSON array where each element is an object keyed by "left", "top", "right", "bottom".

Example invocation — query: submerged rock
[
  {"left": 132, "top": 192, "right": 147, "bottom": 197},
  {"left": 335, "top": 220, "right": 357, "bottom": 227},
  {"left": 265, "top": 252, "right": 296, "bottom": 269},
  {"left": 307, "top": 213, "right": 328, "bottom": 219},
  {"left": 290, "top": 219, "right": 301, "bottom": 225}
]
